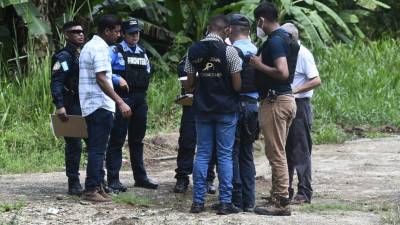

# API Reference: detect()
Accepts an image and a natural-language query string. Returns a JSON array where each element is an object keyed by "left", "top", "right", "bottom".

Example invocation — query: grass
[
  {"left": 0, "top": 201, "right": 26, "bottom": 213},
  {"left": 0, "top": 39, "right": 399, "bottom": 173},
  {"left": 382, "top": 205, "right": 400, "bottom": 225},
  {"left": 311, "top": 39, "right": 400, "bottom": 143},
  {"left": 112, "top": 192, "right": 154, "bottom": 206}
]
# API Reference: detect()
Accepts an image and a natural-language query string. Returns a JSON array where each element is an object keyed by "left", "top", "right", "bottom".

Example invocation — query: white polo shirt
[
  {"left": 292, "top": 45, "right": 319, "bottom": 99},
  {"left": 79, "top": 35, "right": 115, "bottom": 117}
]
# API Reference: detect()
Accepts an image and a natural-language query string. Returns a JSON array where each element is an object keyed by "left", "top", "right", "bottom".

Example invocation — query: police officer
[
  {"left": 50, "top": 21, "right": 85, "bottom": 195},
  {"left": 106, "top": 18, "right": 158, "bottom": 192},
  {"left": 174, "top": 56, "right": 217, "bottom": 194},
  {"left": 228, "top": 14, "right": 259, "bottom": 212}
]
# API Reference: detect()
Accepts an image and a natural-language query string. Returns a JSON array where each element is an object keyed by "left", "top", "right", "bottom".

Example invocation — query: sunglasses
[{"left": 67, "top": 29, "right": 84, "bottom": 35}]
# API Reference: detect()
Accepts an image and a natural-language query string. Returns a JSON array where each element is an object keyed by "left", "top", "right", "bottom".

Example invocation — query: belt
[{"left": 260, "top": 90, "right": 293, "bottom": 101}]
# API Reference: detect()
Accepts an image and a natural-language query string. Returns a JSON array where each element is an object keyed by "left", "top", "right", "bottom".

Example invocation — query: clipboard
[
  {"left": 174, "top": 94, "right": 193, "bottom": 106},
  {"left": 50, "top": 114, "right": 88, "bottom": 138}
]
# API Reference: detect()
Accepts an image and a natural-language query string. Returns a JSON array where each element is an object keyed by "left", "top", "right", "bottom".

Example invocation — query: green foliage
[{"left": 381, "top": 205, "right": 400, "bottom": 225}]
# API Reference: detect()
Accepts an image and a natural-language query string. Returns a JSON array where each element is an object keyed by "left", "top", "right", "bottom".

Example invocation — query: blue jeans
[
  {"left": 106, "top": 93, "right": 148, "bottom": 183},
  {"left": 85, "top": 108, "right": 113, "bottom": 191},
  {"left": 193, "top": 112, "right": 238, "bottom": 204},
  {"left": 175, "top": 106, "right": 216, "bottom": 183},
  {"left": 232, "top": 100, "right": 258, "bottom": 208}
]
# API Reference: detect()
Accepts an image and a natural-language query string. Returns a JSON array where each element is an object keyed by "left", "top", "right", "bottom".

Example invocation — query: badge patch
[
  {"left": 52, "top": 61, "right": 61, "bottom": 71},
  {"left": 61, "top": 61, "right": 69, "bottom": 71}
]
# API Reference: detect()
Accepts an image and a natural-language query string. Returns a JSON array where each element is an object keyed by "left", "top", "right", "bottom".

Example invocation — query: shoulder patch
[
  {"left": 52, "top": 61, "right": 61, "bottom": 71},
  {"left": 61, "top": 61, "right": 69, "bottom": 71}
]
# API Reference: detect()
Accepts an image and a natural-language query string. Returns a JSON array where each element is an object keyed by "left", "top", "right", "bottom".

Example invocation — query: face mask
[
  {"left": 257, "top": 27, "right": 267, "bottom": 39},
  {"left": 256, "top": 18, "right": 267, "bottom": 39}
]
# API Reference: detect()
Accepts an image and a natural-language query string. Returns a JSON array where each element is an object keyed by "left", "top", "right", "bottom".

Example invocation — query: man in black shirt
[{"left": 249, "top": 2, "right": 297, "bottom": 216}]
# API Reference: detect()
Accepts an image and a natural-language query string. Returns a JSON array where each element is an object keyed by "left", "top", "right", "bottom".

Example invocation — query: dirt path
[{"left": 1, "top": 136, "right": 400, "bottom": 225}]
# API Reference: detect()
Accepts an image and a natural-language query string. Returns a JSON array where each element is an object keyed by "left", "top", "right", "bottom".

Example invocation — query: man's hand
[
  {"left": 117, "top": 101, "right": 132, "bottom": 118},
  {"left": 249, "top": 55, "right": 263, "bottom": 70},
  {"left": 119, "top": 77, "right": 129, "bottom": 92},
  {"left": 56, "top": 107, "right": 68, "bottom": 122}
]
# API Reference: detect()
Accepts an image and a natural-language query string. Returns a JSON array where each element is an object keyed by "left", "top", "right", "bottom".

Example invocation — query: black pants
[
  {"left": 175, "top": 106, "right": 216, "bottom": 183},
  {"left": 285, "top": 98, "right": 313, "bottom": 202},
  {"left": 232, "top": 100, "right": 258, "bottom": 208},
  {"left": 106, "top": 92, "right": 149, "bottom": 183},
  {"left": 64, "top": 99, "right": 84, "bottom": 182}
]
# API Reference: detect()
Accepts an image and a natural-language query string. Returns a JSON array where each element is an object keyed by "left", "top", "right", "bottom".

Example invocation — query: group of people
[{"left": 50, "top": 1, "right": 321, "bottom": 217}]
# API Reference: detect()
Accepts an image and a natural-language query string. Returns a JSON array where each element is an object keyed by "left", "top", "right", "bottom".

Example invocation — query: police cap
[
  {"left": 230, "top": 14, "right": 250, "bottom": 27},
  {"left": 122, "top": 19, "right": 142, "bottom": 33}
]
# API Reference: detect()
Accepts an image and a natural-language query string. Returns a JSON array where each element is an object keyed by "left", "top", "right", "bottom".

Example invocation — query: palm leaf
[
  {"left": 13, "top": 2, "right": 51, "bottom": 36},
  {"left": 290, "top": 6, "right": 324, "bottom": 48},
  {"left": 308, "top": 10, "right": 333, "bottom": 44},
  {"left": 314, "top": 1, "right": 352, "bottom": 37},
  {"left": 0, "top": 0, "right": 27, "bottom": 8}
]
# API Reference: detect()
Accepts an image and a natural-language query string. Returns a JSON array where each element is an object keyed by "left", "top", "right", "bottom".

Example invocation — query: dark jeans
[
  {"left": 64, "top": 100, "right": 84, "bottom": 181},
  {"left": 106, "top": 92, "right": 148, "bottom": 183},
  {"left": 175, "top": 106, "right": 216, "bottom": 183},
  {"left": 285, "top": 98, "right": 313, "bottom": 202},
  {"left": 193, "top": 112, "right": 237, "bottom": 204},
  {"left": 85, "top": 108, "right": 114, "bottom": 191},
  {"left": 232, "top": 100, "right": 258, "bottom": 209}
]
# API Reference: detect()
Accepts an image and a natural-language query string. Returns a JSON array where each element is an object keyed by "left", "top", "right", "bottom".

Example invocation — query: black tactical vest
[
  {"left": 112, "top": 44, "right": 150, "bottom": 93},
  {"left": 188, "top": 40, "right": 238, "bottom": 113},
  {"left": 233, "top": 47, "right": 257, "bottom": 94}
]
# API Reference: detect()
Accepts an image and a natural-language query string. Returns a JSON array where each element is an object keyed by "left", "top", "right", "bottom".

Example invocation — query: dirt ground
[{"left": 1, "top": 135, "right": 400, "bottom": 225}]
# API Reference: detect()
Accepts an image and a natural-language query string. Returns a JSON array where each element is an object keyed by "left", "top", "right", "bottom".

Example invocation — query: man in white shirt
[
  {"left": 281, "top": 23, "right": 322, "bottom": 205},
  {"left": 79, "top": 14, "right": 131, "bottom": 202}
]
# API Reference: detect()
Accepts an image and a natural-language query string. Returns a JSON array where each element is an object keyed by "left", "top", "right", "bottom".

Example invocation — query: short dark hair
[
  {"left": 208, "top": 14, "right": 230, "bottom": 32},
  {"left": 230, "top": 25, "right": 250, "bottom": 36},
  {"left": 253, "top": 1, "right": 279, "bottom": 22},
  {"left": 97, "top": 14, "right": 122, "bottom": 34},
  {"left": 62, "top": 21, "right": 82, "bottom": 32}
]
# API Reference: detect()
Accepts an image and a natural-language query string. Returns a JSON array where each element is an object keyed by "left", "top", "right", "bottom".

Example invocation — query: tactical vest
[
  {"left": 188, "top": 40, "right": 238, "bottom": 113},
  {"left": 112, "top": 44, "right": 150, "bottom": 94},
  {"left": 51, "top": 44, "right": 80, "bottom": 95},
  {"left": 233, "top": 47, "right": 257, "bottom": 94}
]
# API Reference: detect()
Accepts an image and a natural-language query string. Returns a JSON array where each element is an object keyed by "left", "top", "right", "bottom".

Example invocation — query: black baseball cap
[
  {"left": 122, "top": 19, "right": 142, "bottom": 33},
  {"left": 230, "top": 14, "right": 250, "bottom": 27}
]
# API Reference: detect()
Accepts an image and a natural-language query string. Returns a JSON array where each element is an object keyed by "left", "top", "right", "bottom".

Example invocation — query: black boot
[
  {"left": 190, "top": 203, "right": 205, "bottom": 213},
  {"left": 174, "top": 179, "right": 189, "bottom": 193},
  {"left": 134, "top": 178, "right": 158, "bottom": 189},
  {"left": 108, "top": 179, "right": 128, "bottom": 194},
  {"left": 68, "top": 178, "right": 83, "bottom": 196},
  {"left": 217, "top": 203, "right": 241, "bottom": 215}
]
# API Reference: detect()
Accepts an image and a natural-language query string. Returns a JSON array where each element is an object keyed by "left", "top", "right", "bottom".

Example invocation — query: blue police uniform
[
  {"left": 50, "top": 42, "right": 84, "bottom": 194},
  {"left": 174, "top": 56, "right": 216, "bottom": 192},
  {"left": 106, "top": 20, "right": 157, "bottom": 190}
]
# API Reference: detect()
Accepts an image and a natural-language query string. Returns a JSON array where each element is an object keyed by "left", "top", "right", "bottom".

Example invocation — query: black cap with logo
[{"left": 122, "top": 19, "right": 142, "bottom": 33}]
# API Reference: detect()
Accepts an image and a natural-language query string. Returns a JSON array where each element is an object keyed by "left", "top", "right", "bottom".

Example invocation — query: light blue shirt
[
  {"left": 232, "top": 39, "right": 259, "bottom": 99},
  {"left": 109, "top": 40, "right": 151, "bottom": 85}
]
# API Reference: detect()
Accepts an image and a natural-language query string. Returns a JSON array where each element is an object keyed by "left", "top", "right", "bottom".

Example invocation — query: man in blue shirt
[
  {"left": 106, "top": 19, "right": 158, "bottom": 193},
  {"left": 228, "top": 14, "right": 259, "bottom": 212},
  {"left": 250, "top": 2, "right": 297, "bottom": 216}
]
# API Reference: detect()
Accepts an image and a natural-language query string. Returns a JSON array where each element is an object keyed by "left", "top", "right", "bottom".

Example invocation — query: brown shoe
[
  {"left": 291, "top": 195, "right": 310, "bottom": 205},
  {"left": 254, "top": 204, "right": 291, "bottom": 216},
  {"left": 255, "top": 196, "right": 291, "bottom": 216},
  {"left": 81, "top": 189, "right": 111, "bottom": 202},
  {"left": 98, "top": 186, "right": 112, "bottom": 200}
]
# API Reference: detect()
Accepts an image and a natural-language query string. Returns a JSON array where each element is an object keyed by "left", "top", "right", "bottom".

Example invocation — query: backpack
[{"left": 254, "top": 31, "right": 300, "bottom": 93}]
